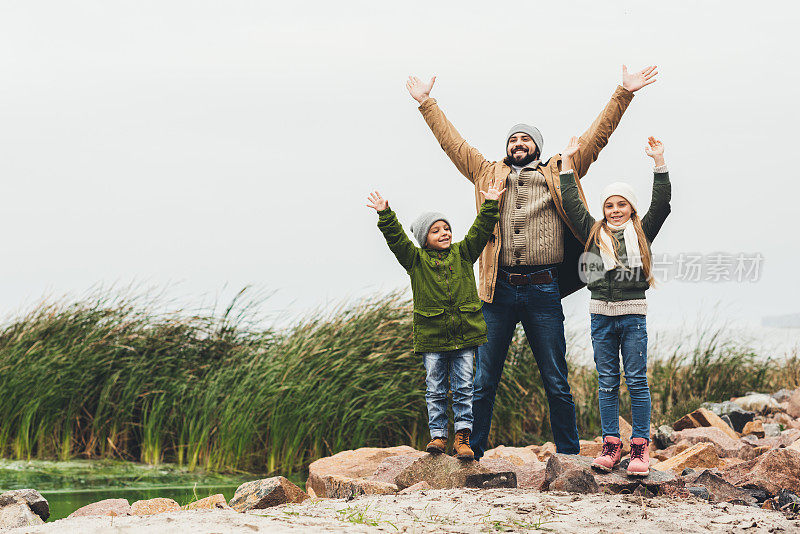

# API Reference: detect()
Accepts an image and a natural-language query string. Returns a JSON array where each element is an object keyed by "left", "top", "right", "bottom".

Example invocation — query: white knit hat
[{"left": 600, "top": 182, "right": 639, "bottom": 215}]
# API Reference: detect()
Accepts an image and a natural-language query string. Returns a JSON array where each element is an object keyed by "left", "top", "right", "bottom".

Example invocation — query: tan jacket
[{"left": 418, "top": 86, "right": 634, "bottom": 303}]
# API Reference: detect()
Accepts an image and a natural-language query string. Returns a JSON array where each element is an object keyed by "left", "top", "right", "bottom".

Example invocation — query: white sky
[{"left": 0, "top": 1, "right": 798, "bottom": 329}]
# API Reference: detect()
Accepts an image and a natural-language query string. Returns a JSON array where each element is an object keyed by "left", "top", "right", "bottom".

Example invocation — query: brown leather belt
[{"left": 498, "top": 269, "right": 554, "bottom": 286}]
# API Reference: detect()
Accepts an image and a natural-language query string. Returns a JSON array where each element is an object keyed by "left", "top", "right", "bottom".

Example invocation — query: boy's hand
[
  {"left": 622, "top": 65, "right": 658, "bottom": 93},
  {"left": 645, "top": 136, "right": 666, "bottom": 166},
  {"left": 480, "top": 177, "right": 507, "bottom": 201},
  {"left": 366, "top": 190, "right": 389, "bottom": 211},
  {"left": 406, "top": 75, "right": 436, "bottom": 104}
]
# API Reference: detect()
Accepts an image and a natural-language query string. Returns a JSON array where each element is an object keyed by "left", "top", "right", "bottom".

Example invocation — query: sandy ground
[{"left": 8, "top": 489, "right": 800, "bottom": 533}]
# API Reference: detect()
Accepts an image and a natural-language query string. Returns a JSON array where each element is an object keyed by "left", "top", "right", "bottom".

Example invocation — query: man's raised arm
[
  {"left": 565, "top": 65, "right": 658, "bottom": 179},
  {"left": 407, "top": 76, "right": 491, "bottom": 184}
]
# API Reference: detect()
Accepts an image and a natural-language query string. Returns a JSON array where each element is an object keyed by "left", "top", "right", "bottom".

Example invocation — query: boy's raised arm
[
  {"left": 408, "top": 76, "right": 491, "bottom": 184},
  {"left": 559, "top": 137, "right": 597, "bottom": 242},
  {"left": 640, "top": 137, "right": 672, "bottom": 242},
  {"left": 368, "top": 191, "right": 418, "bottom": 272},
  {"left": 564, "top": 65, "right": 657, "bottom": 179},
  {"left": 459, "top": 179, "right": 505, "bottom": 263}
]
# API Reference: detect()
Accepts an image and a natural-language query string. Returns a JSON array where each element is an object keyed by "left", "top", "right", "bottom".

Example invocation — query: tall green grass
[{"left": 0, "top": 289, "right": 797, "bottom": 475}]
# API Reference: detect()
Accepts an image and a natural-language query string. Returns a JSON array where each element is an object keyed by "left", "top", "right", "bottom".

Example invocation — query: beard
[{"left": 504, "top": 147, "right": 539, "bottom": 167}]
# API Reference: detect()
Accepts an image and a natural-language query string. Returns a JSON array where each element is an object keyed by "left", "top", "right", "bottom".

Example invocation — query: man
[{"left": 406, "top": 65, "right": 657, "bottom": 458}]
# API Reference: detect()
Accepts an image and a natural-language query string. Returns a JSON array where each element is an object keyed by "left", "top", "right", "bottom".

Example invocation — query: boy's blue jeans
[
  {"left": 471, "top": 269, "right": 580, "bottom": 459},
  {"left": 422, "top": 347, "right": 475, "bottom": 439},
  {"left": 590, "top": 313, "right": 651, "bottom": 440}
]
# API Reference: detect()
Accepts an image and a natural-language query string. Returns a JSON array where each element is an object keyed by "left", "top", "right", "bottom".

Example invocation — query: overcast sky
[{"left": 0, "top": 1, "right": 798, "bottom": 330}]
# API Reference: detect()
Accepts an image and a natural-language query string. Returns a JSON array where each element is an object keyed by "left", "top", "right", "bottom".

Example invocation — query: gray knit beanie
[
  {"left": 410, "top": 212, "right": 451, "bottom": 248},
  {"left": 506, "top": 123, "right": 544, "bottom": 158}
]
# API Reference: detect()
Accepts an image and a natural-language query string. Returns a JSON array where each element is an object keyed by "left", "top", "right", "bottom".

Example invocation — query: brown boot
[
  {"left": 426, "top": 436, "right": 446, "bottom": 454},
  {"left": 453, "top": 429, "right": 474, "bottom": 460}
]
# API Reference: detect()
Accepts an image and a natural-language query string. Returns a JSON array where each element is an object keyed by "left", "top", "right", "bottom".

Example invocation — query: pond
[{"left": 0, "top": 458, "right": 304, "bottom": 521}]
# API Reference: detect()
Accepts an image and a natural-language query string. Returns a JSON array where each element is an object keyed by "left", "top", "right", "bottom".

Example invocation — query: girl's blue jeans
[
  {"left": 421, "top": 347, "right": 475, "bottom": 439},
  {"left": 590, "top": 313, "right": 651, "bottom": 440}
]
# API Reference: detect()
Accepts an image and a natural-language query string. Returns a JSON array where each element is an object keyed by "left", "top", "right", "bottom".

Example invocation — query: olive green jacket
[
  {"left": 377, "top": 200, "right": 499, "bottom": 353},
  {"left": 559, "top": 170, "right": 672, "bottom": 301}
]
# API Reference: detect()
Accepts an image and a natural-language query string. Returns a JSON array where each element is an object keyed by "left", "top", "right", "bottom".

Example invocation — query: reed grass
[{"left": 0, "top": 289, "right": 797, "bottom": 475}]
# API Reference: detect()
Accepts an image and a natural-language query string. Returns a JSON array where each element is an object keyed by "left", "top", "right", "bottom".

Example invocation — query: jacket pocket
[
  {"left": 458, "top": 302, "right": 486, "bottom": 341},
  {"left": 413, "top": 307, "right": 446, "bottom": 345}
]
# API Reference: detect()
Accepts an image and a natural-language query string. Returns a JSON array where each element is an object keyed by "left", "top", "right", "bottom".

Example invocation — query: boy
[{"left": 366, "top": 179, "right": 505, "bottom": 459}]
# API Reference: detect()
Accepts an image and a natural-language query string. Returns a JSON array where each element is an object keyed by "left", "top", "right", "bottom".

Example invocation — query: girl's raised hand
[
  {"left": 480, "top": 177, "right": 507, "bottom": 201},
  {"left": 645, "top": 136, "right": 664, "bottom": 157},
  {"left": 563, "top": 136, "right": 581, "bottom": 158},
  {"left": 366, "top": 190, "right": 389, "bottom": 211}
]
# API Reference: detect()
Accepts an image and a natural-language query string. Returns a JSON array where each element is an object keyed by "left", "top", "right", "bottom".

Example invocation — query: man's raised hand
[
  {"left": 622, "top": 65, "right": 658, "bottom": 93},
  {"left": 480, "top": 177, "right": 507, "bottom": 201},
  {"left": 406, "top": 75, "right": 436, "bottom": 104},
  {"left": 366, "top": 191, "right": 389, "bottom": 212}
]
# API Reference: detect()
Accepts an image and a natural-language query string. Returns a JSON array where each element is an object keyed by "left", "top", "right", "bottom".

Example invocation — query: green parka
[
  {"left": 560, "top": 170, "right": 671, "bottom": 302},
  {"left": 377, "top": 200, "right": 499, "bottom": 353}
]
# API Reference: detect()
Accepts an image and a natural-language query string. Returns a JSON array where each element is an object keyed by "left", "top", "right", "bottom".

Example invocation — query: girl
[{"left": 559, "top": 136, "right": 671, "bottom": 476}]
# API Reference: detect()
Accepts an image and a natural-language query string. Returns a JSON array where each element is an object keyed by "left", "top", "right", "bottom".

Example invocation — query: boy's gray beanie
[
  {"left": 410, "top": 212, "right": 451, "bottom": 248},
  {"left": 506, "top": 123, "right": 544, "bottom": 156}
]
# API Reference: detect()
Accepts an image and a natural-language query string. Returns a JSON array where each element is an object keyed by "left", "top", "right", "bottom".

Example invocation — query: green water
[{"left": 0, "top": 459, "right": 304, "bottom": 521}]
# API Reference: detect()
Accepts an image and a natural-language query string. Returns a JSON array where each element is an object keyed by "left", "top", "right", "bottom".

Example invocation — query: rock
[
  {"left": 672, "top": 407, "right": 739, "bottom": 440},
  {"left": 690, "top": 470, "right": 756, "bottom": 505},
  {"left": 0, "top": 489, "right": 49, "bottom": 521},
  {"left": 763, "top": 423, "right": 782, "bottom": 438},
  {"left": 545, "top": 454, "right": 680, "bottom": 495},
  {"left": 514, "top": 461, "right": 548, "bottom": 490},
  {"left": 726, "top": 410, "right": 756, "bottom": 433},
  {"left": 672, "top": 427, "right": 755, "bottom": 459},
  {"left": 778, "top": 489, "right": 800, "bottom": 511},
  {"left": 534, "top": 442, "right": 557, "bottom": 461},
  {"left": 687, "top": 486, "right": 710, "bottom": 500},
  {"left": 321, "top": 476, "right": 398, "bottom": 499},
  {"left": 385, "top": 454, "right": 516, "bottom": 490},
  {"left": 483, "top": 445, "right": 541, "bottom": 466},
  {"left": 130, "top": 498, "right": 180, "bottom": 516},
  {"left": 230, "top": 476, "right": 309, "bottom": 511},
  {"left": 578, "top": 440, "right": 603, "bottom": 458},
  {"left": 662, "top": 440, "right": 690, "bottom": 458},
  {"left": 682, "top": 468, "right": 696, "bottom": 476},
  {"left": 732, "top": 393, "right": 781, "bottom": 413},
  {"left": 773, "top": 388, "right": 796, "bottom": 403},
  {"left": 618, "top": 417, "right": 633, "bottom": 454},
  {"left": 742, "top": 420, "right": 765, "bottom": 438},
  {"left": 184, "top": 494, "right": 233, "bottom": 511},
  {"left": 653, "top": 425, "right": 675, "bottom": 450},
  {"left": 306, "top": 445, "right": 418, "bottom": 497},
  {"left": 786, "top": 389, "right": 800, "bottom": 418},
  {"left": 67, "top": 498, "right": 131, "bottom": 518},
  {"left": 0, "top": 503, "right": 43, "bottom": 529},
  {"left": 549, "top": 468, "right": 599, "bottom": 494},
  {"left": 369, "top": 451, "right": 428, "bottom": 485},
  {"left": 632, "top": 484, "right": 655, "bottom": 498},
  {"left": 701, "top": 401, "right": 741, "bottom": 416},
  {"left": 760, "top": 428, "right": 800, "bottom": 449},
  {"left": 719, "top": 448, "right": 800, "bottom": 496},
  {"left": 398, "top": 481, "right": 431, "bottom": 494},
  {"left": 653, "top": 443, "right": 721, "bottom": 473},
  {"left": 746, "top": 488, "right": 770, "bottom": 503}
]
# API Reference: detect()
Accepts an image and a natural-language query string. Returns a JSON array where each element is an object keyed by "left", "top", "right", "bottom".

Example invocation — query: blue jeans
[
  {"left": 471, "top": 269, "right": 580, "bottom": 459},
  {"left": 422, "top": 347, "right": 475, "bottom": 439},
  {"left": 590, "top": 313, "right": 651, "bottom": 440}
]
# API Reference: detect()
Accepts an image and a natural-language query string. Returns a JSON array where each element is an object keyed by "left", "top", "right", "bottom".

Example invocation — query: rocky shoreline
[{"left": 4, "top": 388, "right": 800, "bottom": 532}]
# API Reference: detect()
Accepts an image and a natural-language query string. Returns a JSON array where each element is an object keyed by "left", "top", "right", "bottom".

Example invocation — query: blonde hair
[{"left": 585, "top": 212, "right": 655, "bottom": 288}]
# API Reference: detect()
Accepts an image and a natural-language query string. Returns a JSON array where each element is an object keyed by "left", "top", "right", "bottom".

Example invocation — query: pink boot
[
  {"left": 591, "top": 436, "right": 622, "bottom": 472},
  {"left": 627, "top": 437, "right": 650, "bottom": 476}
]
